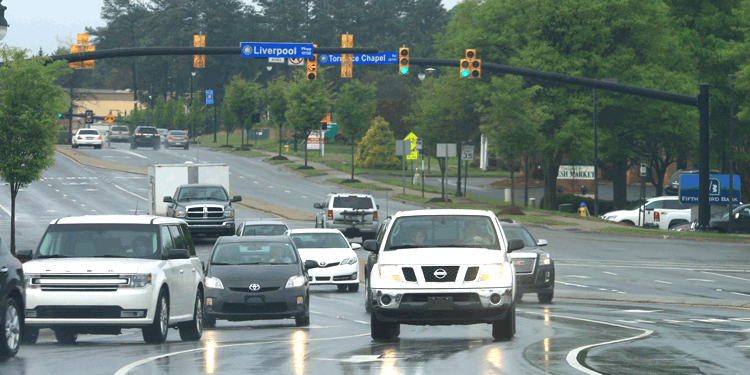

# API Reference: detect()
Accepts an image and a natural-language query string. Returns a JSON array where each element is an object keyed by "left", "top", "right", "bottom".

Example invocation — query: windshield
[
  {"left": 112, "top": 126, "right": 128, "bottom": 132},
  {"left": 177, "top": 186, "right": 228, "bottom": 201},
  {"left": 169, "top": 131, "right": 186, "bottom": 137},
  {"left": 138, "top": 127, "right": 158, "bottom": 134},
  {"left": 211, "top": 242, "right": 297, "bottom": 265},
  {"left": 36, "top": 224, "right": 160, "bottom": 259},
  {"left": 157, "top": 129, "right": 168, "bottom": 135},
  {"left": 385, "top": 215, "right": 501, "bottom": 250},
  {"left": 333, "top": 196, "right": 373, "bottom": 209},
  {"left": 502, "top": 227, "right": 537, "bottom": 248},
  {"left": 290, "top": 233, "right": 349, "bottom": 249},
  {"left": 242, "top": 224, "right": 288, "bottom": 236}
]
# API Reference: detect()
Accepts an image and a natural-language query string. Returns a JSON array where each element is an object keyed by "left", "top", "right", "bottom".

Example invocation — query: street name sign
[
  {"left": 679, "top": 174, "right": 740, "bottom": 205},
  {"left": 240, "top": 43, "right": 314, "bottom": 58},
  {"left": 318, "top": 52, "right": 398, "bottom": 65},
  {"left": 268, "top": 57, "right": 285, "bottom": 63}
]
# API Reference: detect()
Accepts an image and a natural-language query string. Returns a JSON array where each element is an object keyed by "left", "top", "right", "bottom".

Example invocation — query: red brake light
[
  {"left": 654, "top": 212, "right": 660, "bottom": 222},
  {"left": 328, "top": 210, "right": 333, "bottom": 219},
  {"left": 373, "top": 211, "right": 378, "bottom": 219},
  {"left": 183, "top": 137, "right": 188, "bottom": 140}
]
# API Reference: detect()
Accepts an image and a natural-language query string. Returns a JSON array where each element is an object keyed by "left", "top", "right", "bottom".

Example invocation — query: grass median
[
  {"left": 326, "top": 178, "right": 393, "bottom": 191},
  {"left": 284, "top": 164, "right": 328, "bottom": 176},
  {"left": 598, "top": 227, "right": 750, "bottom": 241}
]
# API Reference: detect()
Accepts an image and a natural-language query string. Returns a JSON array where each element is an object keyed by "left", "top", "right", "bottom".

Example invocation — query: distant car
[
  {"left": 600, "top": 195, "right": 691, "bottom": 229},
  {"left": 71, "top": 129, "right": 103, "bottom": 149},
  {"left": 157, "top": 128, "right": 169, "bottom": 144},
  {"left": 288, "top": 229, "right": 361, "bottom": 292},
  {"left": 236, "top": 220, "right": 290, "bottom": 236},
  {"left": 313, "top": 193, "right": 380, "bottom": 240},
  {"left": 166, "top": 130, "right": 189, "bottom": 149},
  {"left": 0, "top": 236, "right": 23, "bottom": 358},
  {"left": 499, "top": 220, "right": 554, "bottom": 303},
  {"left": 109, "top": 125, "right": 131, "bottom": 142},
  {"left": 202, "top": 236, "right": 318, "bottom": 328},
  {"left": 130, "top": 126, "right": 160, "bottom": 150},
  {"left": 665, "top": 169, "right": 720, "bottom": 196},
  {"left": 708, "top": 204, "right": 750, "bottom": 233}
]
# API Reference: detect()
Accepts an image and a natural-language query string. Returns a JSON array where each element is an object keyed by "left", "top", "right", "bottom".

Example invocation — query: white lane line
[
  {"left": 55, "top": 189, "right": 59, "bottom": 192},
  {"left": 557, "top": 281, "right": 588, "bottom": 288},
  {"left": 253, "top": 181, "right": 259, "bottom": 184},
  {"left": 619, "top": 310, "right": 663, "bottom": 313},
  {"left": 654, "top": 280, "right": 673, "bottom": 285},
  {"left": 239, "top": 176, "right": 245, "bottom": 179},
  {"left": 602, "top": 271, "right": 618, "bottom": 276},
  {"left": 63, "top": 194, "right": 67, "bottom": 197},
  {"left": 567, "top": 275, "right": 591, "bottom": 279},
  {"left": 701, "top": 271, "right": 750, "bottom": 282},
  {"left": 113, "top": 184, "right": 147, "bottom": 201},
  {"left": 302, "top": 195, "right": 308, "bottom": 199},
  {"left": 113, "top": 333, "right": 370, "bottom": 375},
  {"left": 85, "top": 189, "right": 99, "bottom": 191},
  {"left": 268, "top": 185, "right": 274, "bottom": 188},
  {"left": 80, "top": 204, "right": 86, "bottom": 207},
  {"left": 687, "top": 279, "right": 715, "bottom": 282},
  {"left": 113, "top": 149, "right": 149, "bottom": 159},
  {"left": 730, "top": 292, "right": 750, "bottom": 297},
  {"left": 0, "top": 203, "right": 10, "bottom": 216},
  {"left": 285, "top": 190, "right": 291, "bottom": 193},
  {"left": 353, "top": 320, "right": 369, "bottom": 325},
  {"left": 47, "top": 184, "right": 52, "bottom": 187}
]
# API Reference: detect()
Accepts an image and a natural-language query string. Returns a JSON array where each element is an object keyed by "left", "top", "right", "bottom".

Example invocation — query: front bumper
[
  {"left": 204, "top": 285, "right": 306, "bottom": 320},
  {"left": 515, "top": 264, "right": 555, "bottom": 294},
  {"left": 308, "top": 263, "right": 359, "bottom": 285},
  {"left": 371, "top": 287, "right": 512, "bottom": 325},
  {"left": 185, "top": 219, "right": 235, "bottom": 234}
]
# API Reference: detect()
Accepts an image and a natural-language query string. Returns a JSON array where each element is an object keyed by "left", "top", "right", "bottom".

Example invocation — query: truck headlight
[
  {"left": 285, "top": 275, "right": 305, "bottom": 288},
  {"left": 480, "top": 264, "right": 504, "bottom": 281},
  {"left": 205, "top": 277, "right": 224, "bottom": 289},
  {"left": 24, "top": 274, "right": 37, "bottom": 288},
  {"left": 540, "top": 253, "right": 551, "bottom": 265},
  {"left": 224, "top": 209, "right": 235, "bottom": 218},
  {"left": 127, "top": 274, "right": 152, "bottom": 288},
  {"left": 341, "top": 257, "right": 358, "bottom": 265},
  {"left": 174, "top": 210, "right": 186, "bottom": 218},
  {"left": 379, "top": 265, "right": 402, "bottom": 282}
]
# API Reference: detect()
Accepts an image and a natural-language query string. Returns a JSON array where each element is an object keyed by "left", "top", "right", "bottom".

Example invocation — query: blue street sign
[
  {"left": 318, "top": 52, "right": 398, "bottom": 65},
  {"left": 206, "top": 90, "right": 214, "bottom": 105},
  {"left": 679, "top": 174, "right": 740, "bottom": 205},
  {"left": 240, "top": 42, "right": 314, "bottom": 58}
]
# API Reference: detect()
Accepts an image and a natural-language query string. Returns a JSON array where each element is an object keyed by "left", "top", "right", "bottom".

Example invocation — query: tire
[
  {"left": 348, "top": 283, "right": 359, "bottom": 292},
  {"left": 0, "top": 298, "right": 21, "bottom": 357},
  {"left": 514, "top": 293, "right": 523, "bottom": 302},
  {"left": 95, "top": 145, "right": 101, "bottom": 149},
  {"left": 21, "top": 326, "right": 39, "bottom": 345},
  {"left": 370, "top": 312, "right": 399, "bottom": 341},
  {"left": 492, "top": 302, "right": 516, "bottom": 341},
  {"left": 179, "top": 290, "right": 203, "bottom": 341},
  {"left": 204, "top": 315, "right": 216, "bottom": 329},
  {"left": 143, "top": 289, "right": 169, "bottom": 344},
  {"left": 538, "top": 291, "right": 554, "bottom": 304},
  {"left": 53, "top": 327, "right": 78, "bottom": 345},
  {"left": 364, "top": 277, "right": 372, "bottom": 313},
  {"left": 337, "top": 285, "right": 348, "bottom": 292}
]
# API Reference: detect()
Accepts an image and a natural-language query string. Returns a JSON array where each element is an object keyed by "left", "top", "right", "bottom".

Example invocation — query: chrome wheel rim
[
  {"left": 159, "top": 297, "right": 168, "bottom": 335},
  {"left": 195, "top": 297, "right": 203, "bottom": 335},
  {"left": 5, "top": 304, "right": 20, "bottom": 351}
]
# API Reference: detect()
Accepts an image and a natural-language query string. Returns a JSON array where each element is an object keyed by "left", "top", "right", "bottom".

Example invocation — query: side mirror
[
  {"left": 163, "top": 196, "right": 173, "bottom": 203},
  {"left": 507, "top": 239, "right": 525, "bottom": 253},
  {"left": 536, "top": 239, "right": 548, "bottom": 247},
  {"left": 167, "top": 249, "right": 190, "bottom": 260},
  {"left": 304, "top": 259, "right": 319, "bottom": 270},
  {"left": 313, "top": 203, "right": 322, "bottom": 209},
  {"left": 351, "top": 243, "right": 362, "bottom": 250},
  {"left": 363, "top": 240, "right": 379, "bottom": 252},
  {"left": 15, "top": 250, "right": 33, "bottom": 261},
  {"left": 231, "top": 196, "right": 242, "bottom": 202}
]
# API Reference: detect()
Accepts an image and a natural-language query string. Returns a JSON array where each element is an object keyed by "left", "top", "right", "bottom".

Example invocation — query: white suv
[
  {"left": 314, "top": 193, "right": 379, "bottom": 240},
  {"left": 600, "top": 196, "right": 692, "bottom": 229},
  {"left": 17, "top": 215, "right": 205, "bottom": 345},
  {"left": 363, "top": 209, "right": 521, "bottom": 341}
]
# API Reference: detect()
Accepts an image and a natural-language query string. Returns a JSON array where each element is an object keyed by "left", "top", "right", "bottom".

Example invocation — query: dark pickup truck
[{"left": 164, "top": 184, "right": 242, "bottom": 236}]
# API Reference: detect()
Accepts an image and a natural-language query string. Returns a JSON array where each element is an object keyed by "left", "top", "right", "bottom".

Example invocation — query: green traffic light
[
  {"left": 461, "top": 69, "right": 470, "bottom": 78},
  {"left": 400, "top": 67, "right": 409, "bottom": 75}
]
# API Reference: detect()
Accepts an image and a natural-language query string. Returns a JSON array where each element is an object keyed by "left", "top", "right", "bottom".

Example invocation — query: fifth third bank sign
[{"left": 240, "top": 42, "right": 314, "bottom": 58}]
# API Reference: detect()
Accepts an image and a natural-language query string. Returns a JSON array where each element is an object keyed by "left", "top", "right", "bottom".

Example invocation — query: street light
[
  {"left": 266, "top": 65, "right": 272, "bottom": 72},
  {"left": 593, "top": 77, "right": 618, "bottom": 218},
  {"left": 728, "top": 73, "right": 737, "bottom": 233},
  {"left": 418, "top": 72, "right": 425, "bottom": 81},
  {"left": 190, "top": 70, "right": 196, "bottom": 101},
  {"left": 0, "top": 0, "right": 9, "bottom": 41}
]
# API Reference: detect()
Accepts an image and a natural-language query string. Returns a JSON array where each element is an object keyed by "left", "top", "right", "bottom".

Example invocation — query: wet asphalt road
[{"left": 1, "top": 142, "right": 749, "bottom": 374}]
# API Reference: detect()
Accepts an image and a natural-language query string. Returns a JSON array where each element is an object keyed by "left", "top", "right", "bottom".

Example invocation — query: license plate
[
  {"left": 144, "top": 134, "right": 151, "bottom": 137},
  {"left": 86, "top": 137, "right": 93, "bottom": 140},
  {"left": 245, "top": 296, "right": 263, "bottom": 305},
  {"left": 428, "top": 296, "right": 453, "bottom": 310}
]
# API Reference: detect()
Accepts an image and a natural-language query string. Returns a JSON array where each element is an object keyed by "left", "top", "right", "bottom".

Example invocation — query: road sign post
[
  {"left": 396, "top": 140, "right": 411, "bottom": 195},
  {"left": 639, "top": 161, "right": 647, "bottom": 226},
  {"left": 461, "top": 145, "right": 474, "bottom": 198},
  {"left": 437, "top": 144, "right": 457, "bottom": 201}
]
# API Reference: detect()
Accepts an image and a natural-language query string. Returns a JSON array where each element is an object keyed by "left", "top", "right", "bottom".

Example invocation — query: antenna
[{"left": 134, "top": 200, "right": 139, "bottom": 215}]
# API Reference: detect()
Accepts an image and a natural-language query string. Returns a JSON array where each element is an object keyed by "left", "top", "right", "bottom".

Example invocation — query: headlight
[
  {"left": 205, "top": 276, "right": 224, "bottom": 289},
  {"left": 224, "top": 209, "right": 235, "bottom": 218},
  {"left": 127, "top": 274, "right": 152, "bottom": 288},
  {"left": 341, "top": 257, "right": 358, "bottom": 265},
  {"left": 539, "top": 253, "right": 551, "bottom": 265},
  {"left": 174, "top": 210, "right": 186, "bottom": 218},
  {"left": 24, "top": 274, "right": 35, "bottom": 288},
  {"left": 379, "top": 265, "right": 402, "bottom": 282},
  {"left": 480, "top": 264, "right": 504, "bottom": 281},
  {"left": 285, "top": 275, "right": 305, "bottom": 288}
]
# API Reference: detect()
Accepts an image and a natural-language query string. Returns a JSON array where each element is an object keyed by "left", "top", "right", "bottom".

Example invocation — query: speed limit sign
[{"left": 462, "top": 145, "right": 475, "bottom": 161}]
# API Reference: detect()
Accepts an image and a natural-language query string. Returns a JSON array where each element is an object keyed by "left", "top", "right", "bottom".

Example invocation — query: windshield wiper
[
  {"left": 36, "top": 255, "right": 69, "bottom": 259},
  {"left": 91, "top": 255, "right": 129, "bottom": 258}
]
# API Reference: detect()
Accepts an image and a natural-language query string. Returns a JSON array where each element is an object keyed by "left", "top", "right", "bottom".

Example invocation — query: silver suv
[{"left": 314, "top": 193, "right": 379, "bottom": 240}]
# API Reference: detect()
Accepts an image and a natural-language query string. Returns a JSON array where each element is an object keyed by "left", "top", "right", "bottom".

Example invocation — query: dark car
[
  {"left": 130, "top": 126, "right": 160, "bottom": 150},
  {"left": 499, "top": 220, "right": 555, "bottom": 303},
  {"left": 164, "top": 184, "right": 241, "bottom": 236},
  {"left": 665, "top": 169, "right": 720, "bottom": 196},
  {"left": 202, "top": 236, "right": 318, "bottom": 328},
  {"left": 236, "top": 220, "right": 290, "bottom": 236},
  {"left": 166, "top": 130, "right": 189, "bottom": 149},
  {"left": 709, "top": 204, "right": 750, "bottom": 233},
  {"left": 0, "top": 236, "right": 24, "bottom": 358}
]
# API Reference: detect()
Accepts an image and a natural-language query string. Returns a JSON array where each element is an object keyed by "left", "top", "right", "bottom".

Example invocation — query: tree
[
  {"left": 173, "top": 98, "right": 188, "bottom": 132},
  {"left": 356, "top": 117, "right": 401, "bottom": 169},
  {"left": 0, "top": 47, "right": 69, "bottom": 254},
  {"left": 335, "top": 80, "right": 377, "bottom": 181},
  {"left": 285, "top": 71, "right": 331, "bottom": 168},
  {"left": 263, "top": 77, "right": 290, "bottom": 159},
  {"left": 221, "top": 100, "right": 237, "bottom": 146},
  {"left": 188, "top": 94, "right": 205, "bottom": 141},
  {"left": 225, "top": 75, "right": 260, "bottom": 148}
]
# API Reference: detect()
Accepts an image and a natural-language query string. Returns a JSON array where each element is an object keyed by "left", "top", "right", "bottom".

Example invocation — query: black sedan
[
  {"left": 0, "top": 236, "right": 23, "bottom": 358},
  {"left": 203, "top": 236, "right": 318, "bottom": 328},
  {"left": 709, "top": 204, "right": 750, "bottom": 233},
  {"left": 499, "top": 221, "right": 555, "bottom": 303}
]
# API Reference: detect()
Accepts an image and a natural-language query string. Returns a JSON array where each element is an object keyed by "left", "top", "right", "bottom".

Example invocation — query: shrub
[{"left": 355, "top": 116, "right": 400, "bottom": 169}]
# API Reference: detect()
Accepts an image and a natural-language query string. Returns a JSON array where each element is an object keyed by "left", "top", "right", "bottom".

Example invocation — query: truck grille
[
  {"left": 222, "top": 303, "right": 287, "bottom": 314},
  {"left": 512, "top": 258, "right": 536, "bottom": 274},
  {"left": 421, "top": 266, "right": 459, "bottom": 282},
  {"left": 402, "top": 293, "right": 479, "bottom": 303},
  {"left": 402, "top": 267, "right": 417, "bottom": 282},
  {"left": 34, "top": 274, "right": 128, "bottom": 292},
  {"left": 186, "top": 205, "right": 224, "bottom": 218},
  {"left": 35, "top": 305, "right": 123, "bottom": 319}
]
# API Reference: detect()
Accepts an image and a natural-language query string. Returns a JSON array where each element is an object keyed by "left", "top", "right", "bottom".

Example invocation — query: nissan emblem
[{"left": 434, "top": 268, "right": 447, "bottom": 279}]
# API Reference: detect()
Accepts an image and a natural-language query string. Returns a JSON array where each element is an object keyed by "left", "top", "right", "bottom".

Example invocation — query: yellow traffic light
[
  {"left": 471, "top": 59, "right": 481, "bottom": 78},
  {"left": 83, "top": 46, "right": 96, "bottom": 69},
  {"left": 193, "top": 35, "right": 206, "bottom": 68},
  {"left": 460, "top": 59, "right": 470, "bottom": 78},
  {"left": 462, "top": 49, "right": 479, "bottom": 79},
  {"left": 465, "top": 49, "right": 476, "bottom": 60},
  {"left": 307, "top": 44, "right": 318, "bottom": 81},
  {"left": 399, "top": 47, "right": 409, "bottom": 75},
  {"left": 69, "top": 45, "right": 82, "bottom": 69}
]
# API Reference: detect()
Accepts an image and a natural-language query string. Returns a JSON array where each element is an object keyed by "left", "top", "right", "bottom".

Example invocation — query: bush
[{"left": 354, "top": 116, "right": 400, "bottom": 169}]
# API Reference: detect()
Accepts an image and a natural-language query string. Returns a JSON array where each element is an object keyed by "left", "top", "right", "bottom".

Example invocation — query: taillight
[
  {"left": 328, "top": 210, "right": 333, "bottom": 219},
  {"left": 168, "top": 136, "right": 172, "bottom": 140},
  {"left": 373, "top": 211, "right": 378, "bottom": 219},
  {"left": 654, "top": 212, "right": 660, "bottom": 222},
  {"left": 77, "top": 136, "right": 82, "bottom": 139},
  {"left": 183, "top": 137, "right": 188, "bottom": 140},
  {"left": 98, "top": 136, "right": 102, "bottom": 140}
]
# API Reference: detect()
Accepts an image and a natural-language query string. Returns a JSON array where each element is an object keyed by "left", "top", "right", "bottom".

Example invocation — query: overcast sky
[{"left": 3, "top": 0, "right": 461, "bottom": 56}]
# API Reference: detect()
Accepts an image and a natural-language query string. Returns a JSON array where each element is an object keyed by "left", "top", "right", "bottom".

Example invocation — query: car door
[
  {"left": 643, "top": 200, "right": 664, "bottom": 227},
  {"left": 166, "top": 225, "right": 191, "bottom": 318}
]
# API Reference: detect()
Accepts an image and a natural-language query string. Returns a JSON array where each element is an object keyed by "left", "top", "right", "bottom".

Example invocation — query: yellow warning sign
[{"left": 404, "top": 132, "right": 418, "bottom": 160}]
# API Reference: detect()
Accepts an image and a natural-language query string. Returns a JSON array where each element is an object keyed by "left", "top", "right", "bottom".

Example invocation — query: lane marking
[
  {"left": 602, "top": 271, "right": 618, "bottom": 276},
  {"left": 302, "top": 195, "right": 308, "bottom": 199},
  {"left": 268, "top": 185, "right": 274, "bottom": 188},
  {"left": 730, "top": 292, "right": 750, "bottom": 297},
  {"left": 113, "top": 149, "right": 149, "bottom": 159},
  {"left": 253, "top": 181, "right": 259, "bottom": 184},
  {"left": 113, "top": 184, "right": 147, "bottom": 201},
  {"left": 113, "top": 333, "right": 369, "bottom": 375},
  {"left": 557, "top": 281, "right": 589, "bottom": 288},
  {"left": 239, "top": 176, "right": 245, "bottom": 179},
  {"left": 619, "top": 310, "right": 663, "bottom": 313},
  {"left": 654, "top": 280, "right": 672, "bottom": 285},
  {"left": 615, "top": 319, "right": 655, "bottom": 324},
  {"left": 353, "top": 320, "right": 369, "bottom": 325},
  {"left": 567, "top": 275, "right": 591, "bottom": 279},
  {"left": 687, "top": 279, "right": 715, "bottom": 282},
  {"left": 285, "top": 190, "right": 291, "bottom": 193},
  {"left": 0, "top": 203, "right": 10, "bottom": 216},
  {"left": 701, "top": 271, "right": 750, "bottom": 282}
]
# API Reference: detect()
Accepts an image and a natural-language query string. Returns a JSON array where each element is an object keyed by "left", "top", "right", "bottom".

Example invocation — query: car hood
[
  {"left": 378, "top": 248, "right": 505, "bottom": 265},
  {"left": 208, "top": 264, "right": 299, "bottom": 288},
  {"left": 176, "top": 199, "right": 229, "bottom": 206},
  {"left": 510, "top": 249, "right": 543, "bottom": 258},
  {"left": 602, "top": 210, "right": 630, "bottom": 218},
  {"left": 23, "top": 258, "right": 153, "bottom": 274},
  {"left": 297, "top": 248, "right": 356, "bottom": 263}
]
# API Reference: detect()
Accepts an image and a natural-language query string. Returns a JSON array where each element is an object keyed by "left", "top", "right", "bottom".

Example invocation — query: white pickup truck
[
  {"left": 17, "top": 215, "right": 205, "bottom": 345},
  {"left": 600, "top": 196, "right": 692, "bottom": 230}
]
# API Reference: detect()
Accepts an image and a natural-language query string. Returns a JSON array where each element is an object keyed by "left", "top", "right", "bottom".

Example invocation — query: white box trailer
[{"left": 147, "top": 162, "right": 230, "bottom": 216}]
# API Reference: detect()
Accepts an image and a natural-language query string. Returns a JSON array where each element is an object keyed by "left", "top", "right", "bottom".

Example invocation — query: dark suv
[
  {"left": 665, "top": 169, "right": 720, "bottom": 195},
  {"left": 130, "top": 126, "right": 160, "bottom": 150}
]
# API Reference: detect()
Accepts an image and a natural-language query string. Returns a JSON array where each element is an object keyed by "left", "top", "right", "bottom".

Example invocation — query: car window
[
  {"left": 78, "top": 130, "right": 99, "bottom": 135},
  {"left": 169, "top": 225, "right": 186, "bottom": 250},
  {"left": 501, "top": 227, "right": 536, "bottom": 247},
  {"left": 160, "top": 226, "right": 174, "bottom": 255},
  {"left": 663, "top": 200, "right": 690, "bottom": 210},
  {"left": 137, "top": 127, "right": 158, "bottom": 134},
  {"left": 645, "top": 200, "right": 664, "bottom": 210},
  {"left": 211, "top": 241, "right": 297, "bottom": 265},
  {"left": 376, "top": 218, "right": 391, "bottom": 243},
  {"left": 36, "top": 224, "right": 160, "bottom": 259},
  {"left": 179, "top": 223, "right": 196, "bottom": 255},
  {"left": 112, "top": 126, "right": 128, "bottom": 131},
  {"left": 177, "top": 186, "right": 228, "bottom": 201},
  {"left": 332, "top": 196, "right": 373, "bottom": 209},
  {"left": 384, "top": 215, "right": 500, "bottom": 250},
  {"left": 169, "top": 131, "right": 187, "bottom": 137},
  {"left": 290, "top": 233, "right": 350, "bottom": 249},
  {"left": 242, "top": 224, "right": 289, "bottom": 236}
]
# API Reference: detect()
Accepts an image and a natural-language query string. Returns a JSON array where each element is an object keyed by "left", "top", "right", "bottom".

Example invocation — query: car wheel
[
  {"left": 348, "top": 283, "right": 359, "bottom": 292},
  {"left": 621, "top": 220, "right": 635, "bottom": 226},
  {"left": 364, "top": 277, "right": 373, "bottom": 313},
  {"left": 337, "top": 285, "right": 348, "bottom": 292},
  {"left": 370, "top": 312, "right": 399, "bottom": 341},
  {"left": 143, "top": 289, "right": 169, "bottom": 344},
  {"left": 514, "top": 293, "right": 523, "bottom": 302},
  {"left": 53, "top": 327, "right": 78, "bottom": 345},
  {"left": 21, "top": 326, "right": 39, "bottom": 345},
  {"left": 0, "top": 298, "right": 21, "bottom": 357},
  {"left": 179, "top": 289, "right": 203, "bottom": 341},
  {"left": 538, "top": 291, "right": 554, "bottom": 304},
  {"left": 492, "top": 302, "right": 516, "bottom": 341}
]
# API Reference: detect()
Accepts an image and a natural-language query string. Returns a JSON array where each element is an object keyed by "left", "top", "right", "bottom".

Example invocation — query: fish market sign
[{"left": 558, "top": 165, "right": 594, "bottom": 180}]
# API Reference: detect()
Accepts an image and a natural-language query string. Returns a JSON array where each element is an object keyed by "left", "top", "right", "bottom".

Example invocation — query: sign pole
[
  {"left": 402, "top": 153, "right": 406, "bottom": 196},
  {"left": 456, "top": 142, "right": 462, "bottom": 197}
]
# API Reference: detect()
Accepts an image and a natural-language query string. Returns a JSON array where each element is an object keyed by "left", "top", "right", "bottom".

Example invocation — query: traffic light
[
  {"left": 460, "top": 59, "right": 470, "bottom": 78},
  {"left": 399, "top": 47, "right": 409, "bottom": 75},
  {"left": 307, "top": 44, "right": 318, "bottom": 81},
  {"left": 471, "top": 59, "right": 481, "bottom": 78},
  {"left": 461, "top": 49, "right": 481, "bottom": 79}
]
